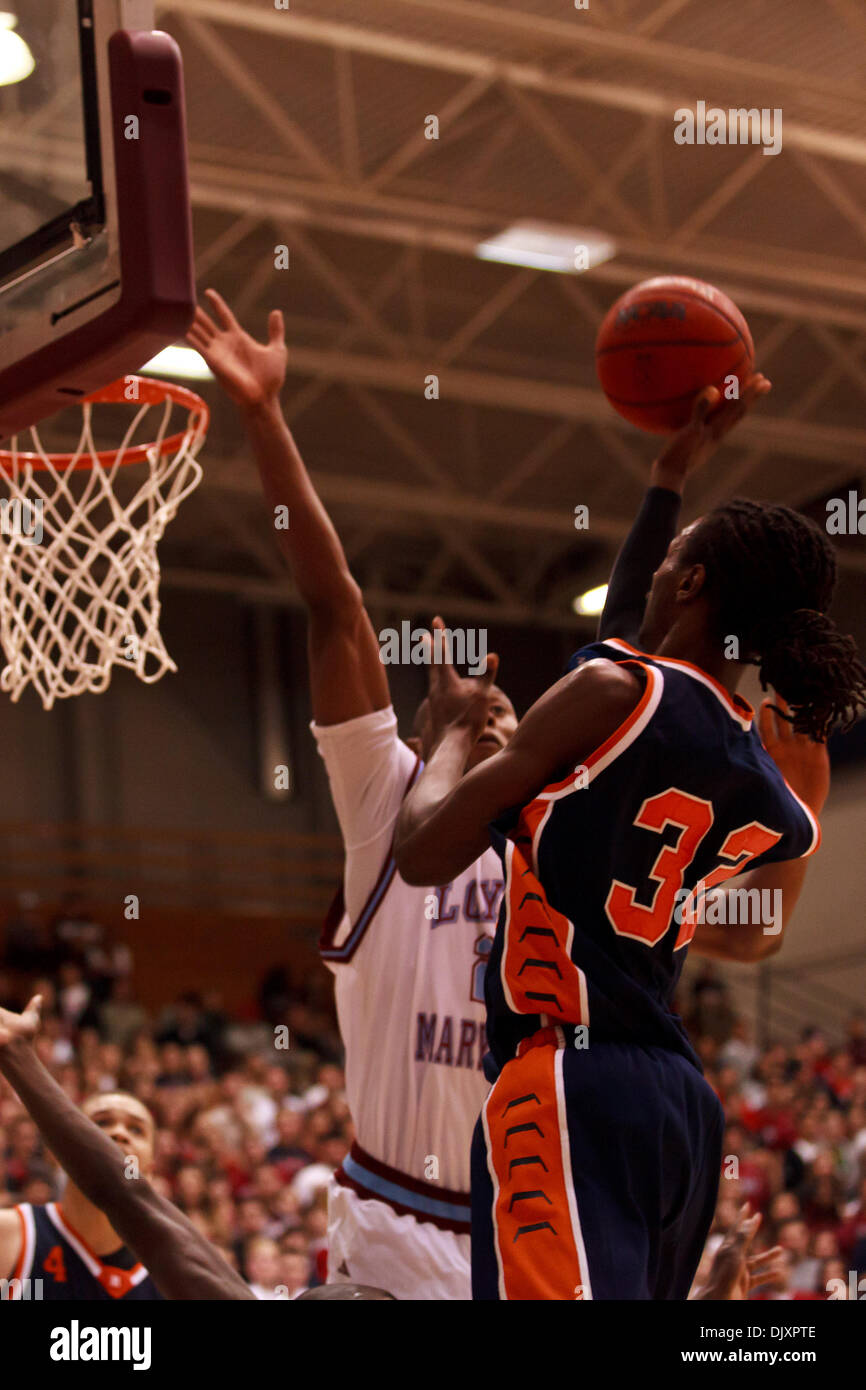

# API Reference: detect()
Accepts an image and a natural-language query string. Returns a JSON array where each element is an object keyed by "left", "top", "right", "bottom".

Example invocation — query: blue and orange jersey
[
  {"left": 7, "top": 1203, "right": 162, "bottom": 1300},
  {"left": 484, "top": 639, "right": 820, "bottom": 1075}
]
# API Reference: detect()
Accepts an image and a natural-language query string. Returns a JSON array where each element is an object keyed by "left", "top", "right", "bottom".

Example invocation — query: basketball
[{"left": 595, "top": 276, "right": 754, "bottom": 434}]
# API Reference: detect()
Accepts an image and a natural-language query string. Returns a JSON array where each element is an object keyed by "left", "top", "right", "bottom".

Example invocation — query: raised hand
[
  {"left": 186, "top": 289, "right": 288, "bottom": 409},
  {"left": 652, "top": 373, "right": 772, "bottom": 492},
  {"left": 760, "top": 693, "right": 830, "bottom": 815},
  {"left": 696, "top": 1203, "right": 764, "bottom": 1300},
  {"left": 0, "top": 994, "right": 42, "bottom": 1048},
  {"left": 424, "top": 616, "right": 499, "bottom": 749}
]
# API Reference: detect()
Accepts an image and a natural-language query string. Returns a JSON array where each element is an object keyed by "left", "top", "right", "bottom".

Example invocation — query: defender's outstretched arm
[{"left": 187, "top": 291, "right": 389, "bottom": 726}]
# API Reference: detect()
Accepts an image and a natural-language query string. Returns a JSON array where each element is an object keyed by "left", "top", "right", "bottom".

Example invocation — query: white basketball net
[{"left": 0, "top": 379, "right": 207, "bottom": 709}]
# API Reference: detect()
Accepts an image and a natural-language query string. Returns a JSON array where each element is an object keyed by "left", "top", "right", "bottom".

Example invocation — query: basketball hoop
[{"left": 0, "top": 376, "right": 209, "bottom": 709}]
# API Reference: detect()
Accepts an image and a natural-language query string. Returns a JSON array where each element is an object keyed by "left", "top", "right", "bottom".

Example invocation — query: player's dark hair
[{"left": 680, "top": 498, "right": 866, "bottom": 740}]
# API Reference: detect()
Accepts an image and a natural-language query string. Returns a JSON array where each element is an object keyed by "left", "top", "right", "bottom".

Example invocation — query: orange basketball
[{"left": 595, "top": 276, "right": 754, "bottom": 434}]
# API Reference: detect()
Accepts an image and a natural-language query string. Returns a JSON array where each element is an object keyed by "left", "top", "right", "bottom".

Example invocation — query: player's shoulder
[
  {"left": 0, "top": 1204, "right": 24, "bottom": 1277},
  {"left": 562, "top": 650, "right": 646, "bottom": 708},
  {"left": 0, "top": 1204, "right": 24, "bottom": 1232}
]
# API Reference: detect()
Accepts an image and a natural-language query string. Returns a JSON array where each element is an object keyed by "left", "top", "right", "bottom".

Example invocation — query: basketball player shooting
[{"left": 393, "top": 392, "right": 866, "bottom": 1298}]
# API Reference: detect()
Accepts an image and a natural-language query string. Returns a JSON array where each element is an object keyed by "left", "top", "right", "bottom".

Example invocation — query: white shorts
[{"left": 326, "top": 1178, "right": 471, "bottom": 1301}]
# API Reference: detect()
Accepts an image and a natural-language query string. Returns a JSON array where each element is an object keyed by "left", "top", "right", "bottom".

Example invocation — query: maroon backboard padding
[{"left": 0, "top": 30, "right": 196, "bottom": 440}]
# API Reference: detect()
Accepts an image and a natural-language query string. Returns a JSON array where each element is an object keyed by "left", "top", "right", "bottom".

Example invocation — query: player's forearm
[
  {"left": 240, "top": 394, "right": 361, "bottom": 616},
  {"left": 394, "top": 725, "right": 484, "bottom": 884},
  {"left": 598, "top": 485, "right": 681, "bottom": 643},
  {"left": 690, "top": 860, "right": 808, "bottom": 962},
  {"left": 0, "top": 1038, "right": 253, "bottom": 1300}
]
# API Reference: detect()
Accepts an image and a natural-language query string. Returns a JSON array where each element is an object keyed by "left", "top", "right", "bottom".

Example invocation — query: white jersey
[{"left": 313, "top": 707, "right": 502, "bottom": 1294}]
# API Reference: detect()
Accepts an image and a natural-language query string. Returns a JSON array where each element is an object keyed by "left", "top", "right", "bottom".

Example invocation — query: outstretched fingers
[{"left": 204, "top": 287, "right": 239, "bottom": 332}]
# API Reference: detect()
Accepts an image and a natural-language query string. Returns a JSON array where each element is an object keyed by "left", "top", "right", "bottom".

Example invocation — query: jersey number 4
[
  {"left": 43, "top": 1244, "right": 68, "bottom": 1283},
  {"left": 604, "top": 787, "right": 782, "bottom": 949}
]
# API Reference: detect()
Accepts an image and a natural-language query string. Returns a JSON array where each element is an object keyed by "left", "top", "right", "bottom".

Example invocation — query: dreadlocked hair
[{"left": 679, "top": 498, "right": 866, "bottom": 741}]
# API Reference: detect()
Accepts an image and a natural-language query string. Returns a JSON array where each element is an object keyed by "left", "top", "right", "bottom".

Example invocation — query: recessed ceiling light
[
  {"left": 476, "top": 222, "right": 616, "bottom": 274},
  {"left": 0, "top": 13, "right": 35, "bottom": 87},
  {"left": 572, "top": 583, "right": 608, "bottom": 617},
  {"left": 140, "top": 345, "right": 213, "bottom": 381}
]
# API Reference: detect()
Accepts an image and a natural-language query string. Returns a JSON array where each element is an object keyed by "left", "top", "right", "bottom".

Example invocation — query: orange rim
[{"left": 0, "top": 377, "right": 210, "bottom": 473}]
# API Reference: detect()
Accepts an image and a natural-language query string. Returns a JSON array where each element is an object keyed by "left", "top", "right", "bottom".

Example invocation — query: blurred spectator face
[
  {"left": 10, "top": 1118, "right": 39, "bottom": 1160},
  {"left": 186, "top": 1045, "right": 211, "bottom": 1080},
  {"left": 246, "top": 1237, "right": 281, "bottom": 1288},
  {"left": 22, "top": 1177, "right": 55, "bottom": 1205},
  {"left": 237, "top": 1199, "right": 267, "bottom": 1236},
  {"left": 272, "top": 1188, "right": 301, "bottom": 1224},
  {"left": 99, "top": 1043, "right": 123, "bottom": 1076},
  {"left": 154, "top": 1128, "right": 180, "bottom": 1165},
  {"left": 279, "top": 1252, "right": 310, "bottom": 1296},
  {"left": 81, "top": 1093, "right": 156, "bottom": 1178},
  {"left": 812, "top": 1152, "right": 836, "bottom": 1180},
  {"left": 317, "top": 1064, "right": 344, "bottom": 1093},
  {"left": 210, "top": 1199, "right": 237, "bottom": 1243},
  {"left": 243, "top": 1138, "right": 268, "bottom": 1170},
  {"left": 305, "top": 1109, "right": 332, "bottom": 1142},
  {"left": 176, "top": 1165, "right": 207, "bottom": 1209},
  {"left": 159, "top": 1043, "right": 185, "bottom": 1075},
  {"left": 276, "top": 1110, "right": 304, "bottom": 1147},
  {"left": 814, "top": 1230, "right": 839, "bottom": 1259},
  {"left": 281, "top": 1230, "right": 310, "bottom": 1256},
  {"left": 823, "top": 1258, "right": 848, "bottom": 1295},
  {"left": 187, "top": 1211, "right": 213, "bottom": 1240},
  {"left": 220, "top": 1074, "right": 242, "bottom": 1101},
  {"left": 305, "top": 1207, "right": 328, "bottom": 1240},
  {"left": 254, "top": 1164, "right": 283, "bottom": 1202},
  {"left": 82, "top": 1064, "right": 106, "bottom": 1094},
  {"left": 779, "top": 1219, "right": 811, "bottom": 1257},
  {"left": 318, "top": 1134, "right": 349, "bottom": 1168},
  {"left": 77, "top": 1028, "right": 99, "bottom": 1061},
  {"left": 265, "top": 1066, "right": 289, "bottom": 1099},
  {"left": 768, "top": 1249, "right": 793, "bottom": 1293},
  {"left": 770, "top": 1192, "right": 800, "bottom": 1226},
  {"left": 207, "top": 1176, "right": 232, "bottom": 1204}
]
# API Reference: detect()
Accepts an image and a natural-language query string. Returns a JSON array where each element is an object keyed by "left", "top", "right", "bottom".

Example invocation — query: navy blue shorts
[{"left": 471, "top": 1031, "right": 724, "bottom": 1300}]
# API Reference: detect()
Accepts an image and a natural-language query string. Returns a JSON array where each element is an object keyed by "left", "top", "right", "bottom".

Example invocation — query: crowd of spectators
[
  {"left": 1, "top": 893, "right": 346, "bottom": 1299},
  {"left": 687, "top": 966, "right": 866, "bottom": 1300},
  {"left": 1, "top": 899, "right": 865, "bottom": 1300}
]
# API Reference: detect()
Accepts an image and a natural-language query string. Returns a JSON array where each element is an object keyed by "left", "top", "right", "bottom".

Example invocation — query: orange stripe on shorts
[{"left": 485, "top": 1039, "right": 586, "bottom": 1300}]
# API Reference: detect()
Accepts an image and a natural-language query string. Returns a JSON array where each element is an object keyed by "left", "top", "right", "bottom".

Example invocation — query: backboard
[{"left": 0, "top": 0, "right": 196, "bottom": 438}]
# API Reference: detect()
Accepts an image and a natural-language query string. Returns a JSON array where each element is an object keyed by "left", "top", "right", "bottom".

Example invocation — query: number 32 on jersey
[{"left": 604, "top": 787, "right": 782, "bottom": 950}]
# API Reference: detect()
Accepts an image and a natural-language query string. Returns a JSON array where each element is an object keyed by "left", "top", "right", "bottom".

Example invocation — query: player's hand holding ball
[{"left": 651, "top": 372, "right": 772, "bottom": 493}]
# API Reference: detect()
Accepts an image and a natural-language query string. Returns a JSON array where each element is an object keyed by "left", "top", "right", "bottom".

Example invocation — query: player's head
[
  {"left": 80, "top": 1092, "right": 156, "bottom": 1179},
  {"left": 638, "top": 498, "right": 866, "bottom": 739},
  {"left": 412, "top": 682, "right": 518, "bottom": 770}
]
